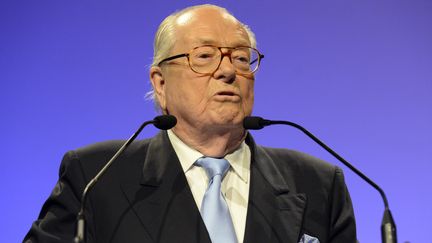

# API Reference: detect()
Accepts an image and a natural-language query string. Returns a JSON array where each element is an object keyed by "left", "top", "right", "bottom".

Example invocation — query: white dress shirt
[{"left": 167, "top": 130, "right": 251, "bottom": 243}]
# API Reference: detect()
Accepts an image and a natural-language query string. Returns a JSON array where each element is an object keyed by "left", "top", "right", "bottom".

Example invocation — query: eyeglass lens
[{"left": 189, "top": 46, "right": 260, "bottom": 74}]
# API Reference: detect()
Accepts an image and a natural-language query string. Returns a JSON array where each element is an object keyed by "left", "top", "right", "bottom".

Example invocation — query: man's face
[{"left": 151, "top": 8, "right": 255, "bottom": 132}]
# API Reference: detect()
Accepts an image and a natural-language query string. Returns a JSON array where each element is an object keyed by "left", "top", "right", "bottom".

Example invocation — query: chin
[
  {"left": 215, "top": 112, "right": 244, "bottom": 127},
  {"left": 207, "top": 105, "right": 249, "bottom": 127}
]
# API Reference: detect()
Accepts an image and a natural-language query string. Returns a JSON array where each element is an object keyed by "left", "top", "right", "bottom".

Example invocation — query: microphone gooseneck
[
  {"left": 74, "top": 115, "right": 176, "bottom": 243},
  {"left": 244, "top": 116, "right": 397, "bottom": 243}
]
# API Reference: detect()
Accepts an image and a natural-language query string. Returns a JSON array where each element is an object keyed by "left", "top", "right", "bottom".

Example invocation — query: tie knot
[{"left": 196, "top": 157, "right": 230, "bottom": 179}]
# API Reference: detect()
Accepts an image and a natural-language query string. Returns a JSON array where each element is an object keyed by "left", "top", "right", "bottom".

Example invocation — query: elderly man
[{"left": 24, "top": 4, "right": 356, "bottom": 243}]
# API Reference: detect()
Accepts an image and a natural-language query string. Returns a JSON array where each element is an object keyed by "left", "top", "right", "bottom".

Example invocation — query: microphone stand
[
  {"left": 74, "top": 115, "right": 176, "bottom": 243},
  {"left": 245, "top": 117, "right": 397, "bottom": 243}
]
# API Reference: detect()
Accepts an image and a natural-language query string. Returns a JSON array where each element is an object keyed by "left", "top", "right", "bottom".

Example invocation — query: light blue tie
[{"left": 195, "top": 157, "right": 237, "bottom": 243}]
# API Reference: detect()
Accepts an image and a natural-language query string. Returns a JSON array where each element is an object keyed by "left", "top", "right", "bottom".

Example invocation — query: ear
[{"left": 150, "top": 66, "right": 167, "bottom": 112}]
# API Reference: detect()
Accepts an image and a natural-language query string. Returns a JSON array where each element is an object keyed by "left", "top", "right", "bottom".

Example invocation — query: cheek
[
  {"left": 243, "top": 81, "right": 255, "bottom": 109},
  {"left": 165, "top": 73, "right": 210, "bottom": 108}
]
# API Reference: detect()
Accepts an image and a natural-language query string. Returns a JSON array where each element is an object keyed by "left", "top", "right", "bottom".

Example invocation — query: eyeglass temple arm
[
  {"left": 158, "top": 53, "right": 189, "bottom": 66},
  {"left": 250, "top": 54, "right": 264, "bottom": 65}
]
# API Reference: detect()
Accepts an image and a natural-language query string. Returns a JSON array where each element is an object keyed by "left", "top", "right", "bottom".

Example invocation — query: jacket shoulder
[
  {"left": 74, "top": 138, "right": 151, "bottom": 158},
  {"left": 60, "top": 138, "right": 152, "bottom": 181},
  {"left": 258, "top": 145, "right": 337, "bottom": 173}
]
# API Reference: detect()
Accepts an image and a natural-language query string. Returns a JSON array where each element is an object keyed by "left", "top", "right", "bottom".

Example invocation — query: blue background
[{"left": 1, "top": 1, "right": 431, "bottom": 242}]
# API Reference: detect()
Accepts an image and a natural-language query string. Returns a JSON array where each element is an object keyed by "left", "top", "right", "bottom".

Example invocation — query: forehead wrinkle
[{"left": 183, "top": 25, "right": 250, "bottom": 48}]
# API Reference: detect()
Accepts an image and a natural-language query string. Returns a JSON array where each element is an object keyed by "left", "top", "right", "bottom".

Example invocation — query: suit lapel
[
  {"left": 244, "top": 135, "right": 307, "bottom": 243},
  {"left": 118, "top": 131, "right": 211, "bottom": 243},
  {"left": 116, "top": 132, "right": 306, "bottom": 243}
]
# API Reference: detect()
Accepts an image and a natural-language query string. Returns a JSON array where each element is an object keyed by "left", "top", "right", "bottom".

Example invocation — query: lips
[
  {"left": 214, "top": 90, "right": 241, "bottom": 102},
  {"left": 217, "top": 91, "right": 237, "bottom": 96}
]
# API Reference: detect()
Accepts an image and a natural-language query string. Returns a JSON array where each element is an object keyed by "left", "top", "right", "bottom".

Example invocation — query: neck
[{"left": 172, "top": 124, "right": 245, "bottom": 158}]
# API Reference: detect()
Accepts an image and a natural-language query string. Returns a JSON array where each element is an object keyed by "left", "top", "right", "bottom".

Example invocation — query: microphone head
[
  {"left": 153, "top": 115, "right": 177, "bottom": 130},
  {"left": 243, "top": 116, "right": 266, "bottom": 130}
]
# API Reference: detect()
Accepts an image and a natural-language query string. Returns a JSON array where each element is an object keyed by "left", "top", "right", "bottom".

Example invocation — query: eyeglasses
[{"left": 158, "top": 45, "right": 264, "bottom": 75}]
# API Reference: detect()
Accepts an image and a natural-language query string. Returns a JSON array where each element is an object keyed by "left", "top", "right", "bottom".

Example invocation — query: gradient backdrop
[{"left": 1, "top": 1, "right": 431, "bottom": 242}]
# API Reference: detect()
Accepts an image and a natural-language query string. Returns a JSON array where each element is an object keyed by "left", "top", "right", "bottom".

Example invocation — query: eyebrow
[{"left": 193, "top": 37, "right": 250, "bottom": 48}]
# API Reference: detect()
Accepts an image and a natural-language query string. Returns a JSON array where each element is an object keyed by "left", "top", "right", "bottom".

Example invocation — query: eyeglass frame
[{"left": 157, "top": 45, "right": 265, "bottom": 75}]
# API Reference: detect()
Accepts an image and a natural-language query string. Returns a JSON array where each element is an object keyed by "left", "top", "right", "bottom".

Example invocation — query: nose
[{"left": 213, "top": 53, "right": 236, "bottom": 83}]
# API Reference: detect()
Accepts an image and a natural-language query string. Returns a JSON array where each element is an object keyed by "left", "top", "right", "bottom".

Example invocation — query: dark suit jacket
[{"left": 24, "top": 131, "right": 356, "bottom": 243}]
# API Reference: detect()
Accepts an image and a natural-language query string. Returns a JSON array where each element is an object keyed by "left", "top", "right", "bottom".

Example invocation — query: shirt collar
[
  {"left": 225, "top": 142, "right": 250, "bottom": 183},
  {"left": 167, "top": 130, "right": 250, "bottom": 183},
  {"left": 167, "top": 130, "right": 203, "bottom": 173}
]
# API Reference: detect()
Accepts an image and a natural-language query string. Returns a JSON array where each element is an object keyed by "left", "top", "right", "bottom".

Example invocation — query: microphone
[
  {"left": 244, "top": 116, "right": 397, "bottom": 243},
  {"left": 153, "top": 114, "right": 177, "bottom": 130},
  {"left": 74, "top": 115, "right": 176, "bottom": 243}
]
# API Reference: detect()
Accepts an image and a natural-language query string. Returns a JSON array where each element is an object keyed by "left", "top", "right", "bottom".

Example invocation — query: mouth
[
  {"left": 217, "top": 91, "right": 237, "bottom": 96},
  {"left": 214, "top": 90, "right": 241, "bottom": 102}
]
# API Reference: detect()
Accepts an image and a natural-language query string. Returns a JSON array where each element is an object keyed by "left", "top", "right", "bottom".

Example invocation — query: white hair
[{"left": 147, "top": 4, "right": 257, "bottom": 111}]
